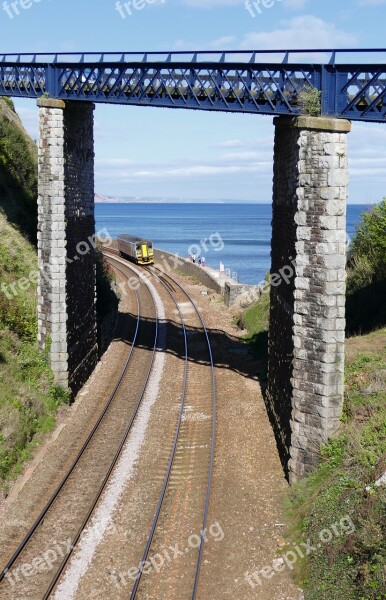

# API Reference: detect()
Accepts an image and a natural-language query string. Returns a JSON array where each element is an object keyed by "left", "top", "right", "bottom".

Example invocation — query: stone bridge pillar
[
  {"left": 267, "top": 116, "right": 351, "bottom": 483},
  {"left": 37, "top": 99, "right": 98, "bottom": 395}
]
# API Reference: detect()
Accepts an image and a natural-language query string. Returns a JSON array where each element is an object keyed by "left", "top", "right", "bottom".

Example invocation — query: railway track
[
  {"left": 0, "top": 265, "right": 158, "bottom": 600},
  {"left": 148, "top": 265, "right": 216, "bottom": 600},
  {"left": 104, "top": 253, "right": 216, "bottom": 600}
]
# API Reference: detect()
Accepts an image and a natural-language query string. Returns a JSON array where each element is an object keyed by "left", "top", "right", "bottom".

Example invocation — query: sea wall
[{"left": 154, "top": 248, "right": 223, "bottom": 293}]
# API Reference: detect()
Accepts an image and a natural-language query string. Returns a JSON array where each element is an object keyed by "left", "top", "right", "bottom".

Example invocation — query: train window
[
  {"left": 136, "top": 244, "right": 141, "bottom": 251},
  {"left": 148, "top": 242, "right": 153, "bottom": 248}
]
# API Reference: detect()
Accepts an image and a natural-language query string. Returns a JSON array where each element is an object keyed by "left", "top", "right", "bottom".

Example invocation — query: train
[{"left": 117, "top": 234, "right": 154, "bottom": 266}]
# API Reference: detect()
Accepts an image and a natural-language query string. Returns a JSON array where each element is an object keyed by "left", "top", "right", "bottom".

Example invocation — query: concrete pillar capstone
[
  {"left": 267, "top": 115, "right": 351, "bottom": 483},
  {"left": 37, "top": 99, "right": 98, "bottom": 395}
]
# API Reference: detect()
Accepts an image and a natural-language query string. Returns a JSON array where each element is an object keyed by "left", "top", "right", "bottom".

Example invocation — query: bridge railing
[{"left": 2, "top": 48, "right": 386, "bottom": 65}]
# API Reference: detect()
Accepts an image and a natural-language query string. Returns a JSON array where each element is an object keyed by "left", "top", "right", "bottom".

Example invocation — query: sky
[{"left": 1, "top": 0, "right": 386, "bottom": 203}]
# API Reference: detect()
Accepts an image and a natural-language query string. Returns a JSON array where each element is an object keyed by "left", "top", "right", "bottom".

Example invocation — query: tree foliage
[
  {"left": 348, "top": 198, "right": 386, "bottom": 287},
  {"left": 346, "top": 199, "right": 386, "bottom": 335}
]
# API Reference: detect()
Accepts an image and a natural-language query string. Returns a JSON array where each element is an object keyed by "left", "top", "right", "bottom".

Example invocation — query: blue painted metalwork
[{"left": 1, "top": 49, "right": 386, "bottom": 122}]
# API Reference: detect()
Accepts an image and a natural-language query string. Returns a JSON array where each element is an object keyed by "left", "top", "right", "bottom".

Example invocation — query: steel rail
[{"left": 42, "top": 259, "right": 159, "bottom": 598}]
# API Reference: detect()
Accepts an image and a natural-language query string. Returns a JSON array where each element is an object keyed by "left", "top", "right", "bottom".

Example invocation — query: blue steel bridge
[{"left": 1, "top": 48, "right": 386, "bottom": 122}]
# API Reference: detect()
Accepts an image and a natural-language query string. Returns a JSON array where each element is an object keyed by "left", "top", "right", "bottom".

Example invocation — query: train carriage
[{"left": 117, "top": 234, "right": 154, "bottom": 265}]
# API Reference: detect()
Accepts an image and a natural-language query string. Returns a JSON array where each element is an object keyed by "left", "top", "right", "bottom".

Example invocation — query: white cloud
[
  {"left": 240, "top": 15, "right": 358, "bottom": 50},
  {"left": 97, "top": 162, "right": 260, "bottom": 182},
  {"left": 132, "top": 164, "right": 259, "bottom": 178},
  {"left": 221, "top": 150, "right": 265, "bottom": 161},
  {"left": 95, "top": 144, "right": 272, "bottom": 183},
  {"left": 171, "top": 15, "right": 357, "bottom": 62},
  {"left": 349, "top": 123, "right": 386, "bottom": 177},
  {"left": 213, "top": 139, "right": 246, "bottom": 148}
]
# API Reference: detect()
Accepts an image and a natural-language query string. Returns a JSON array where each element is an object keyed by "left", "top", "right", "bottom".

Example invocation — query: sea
[{"left": 95, "top": 203, "right": 370, "bottom": 285}]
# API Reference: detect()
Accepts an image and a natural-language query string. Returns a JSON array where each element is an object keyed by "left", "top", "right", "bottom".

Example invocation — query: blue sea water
[{"left": 95, "top": 203, "right": 370, "bottom": 285}]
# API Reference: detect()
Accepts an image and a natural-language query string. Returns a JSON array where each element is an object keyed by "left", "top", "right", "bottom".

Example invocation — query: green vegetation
[
  {"left": 0, "top": 97, "right": 38, "bottom": 243},
  {"left": 346, "top": 198, "right": 386, "bottom": 334},
  {"left": 0, "top": 215, "right": 69, "bottom": 488},
  {"left": 285, "top": 329, "right": 386, "bottom": 599},
  {"left": 0, "top": 97, "right": 69, "bottom": 488},
  {"left": 299, "top": 85, "right": 322, "bottom": 117},
  {"left": 237, "top": 275, "right": 270, "bottom": 362},
  {"left": 285, "top": 201, "right": 386, "bottom": 599},
  {"left": 348, "top": 198, "right": 386, "bottom": 285},
  {"left": 1, "top": 97, "right": 16, "bottom": 112}
]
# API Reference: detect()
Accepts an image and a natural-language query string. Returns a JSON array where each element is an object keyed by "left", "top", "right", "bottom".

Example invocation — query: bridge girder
[{"left": 1, "top": 50, "right": 386, "bottom": 121}]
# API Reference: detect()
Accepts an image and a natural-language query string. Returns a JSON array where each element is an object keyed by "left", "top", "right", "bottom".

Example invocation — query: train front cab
[{"left": 137, "top": 240, "right": 154, "bottom": 265}]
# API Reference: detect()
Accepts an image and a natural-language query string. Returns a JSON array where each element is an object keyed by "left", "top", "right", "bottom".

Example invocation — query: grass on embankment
[
  {"left": 238, "top": 291, "right": 386, "bottom": 598},
  {"left": 0, "top": 211, "right": 68, "bottom": 491},
  {"left": 236, "top": 285, "right": 270, "bottom": 362},
  {"left": 285, "top": 328, "right": 386, "bottom": 600}
]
